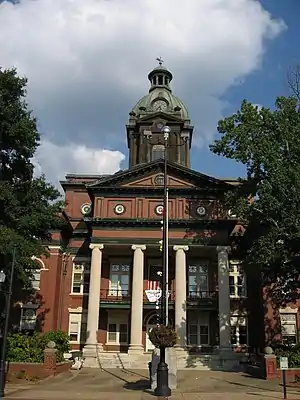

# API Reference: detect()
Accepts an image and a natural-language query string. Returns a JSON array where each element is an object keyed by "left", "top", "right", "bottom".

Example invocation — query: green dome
[{"left": 131, "top": 64, "right": 189, "bottom": 121}]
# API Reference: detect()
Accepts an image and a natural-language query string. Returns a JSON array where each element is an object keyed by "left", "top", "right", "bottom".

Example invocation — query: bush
[
  {"left": 274, "top": 344, "right": 300, "bottom": 368},
  {"left": 7, "top": 331, "right": 70, "bottom": 363},
  {"left": 149, "top": 325, "right": 177, "bottom": 348}
]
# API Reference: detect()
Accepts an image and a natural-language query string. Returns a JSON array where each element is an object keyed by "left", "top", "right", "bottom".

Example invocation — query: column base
[
  {"left": 82, "top": 343, "right": 103, "bottom": 368},
  {"left": 128, "top": 345, "right": 144, "bottom": 355}
]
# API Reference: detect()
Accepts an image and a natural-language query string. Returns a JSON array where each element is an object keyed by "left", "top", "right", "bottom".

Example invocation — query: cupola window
[
  {"left": 158, "top": 75, "right": 163, "bottom": 85},
  {"left": 152, "top": 144, "right": 165, "bottom": 161}
]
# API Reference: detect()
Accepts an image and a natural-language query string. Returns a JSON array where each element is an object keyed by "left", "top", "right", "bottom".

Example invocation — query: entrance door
[{"left": 146, "top": 325, "right": 157, "bottom": 352}]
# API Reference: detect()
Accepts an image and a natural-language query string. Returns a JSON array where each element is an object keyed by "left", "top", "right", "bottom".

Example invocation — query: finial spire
[{"left": 156, "top": 56, "right": 164, "bottom": 66}]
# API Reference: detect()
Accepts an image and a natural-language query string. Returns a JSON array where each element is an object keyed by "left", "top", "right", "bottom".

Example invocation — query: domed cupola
[
  {"left": 127, "top": 58, "right": 194, "bottom": 169},
  {"left": 131, "top": 58, "right": 190, "bottom": 121}
]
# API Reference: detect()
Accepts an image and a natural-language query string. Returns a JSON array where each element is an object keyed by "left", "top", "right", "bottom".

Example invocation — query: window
[
  {"left": 30, "top": 269, "right": 41, "bottom": 290},
  {"left": 71, "top": 263, "right": 90, "bottom": 295},
  {"left": 20, "top": 305, "right": 37, "bottom": 331},
  {"left": 152, "top": 145, "right": 165, "bottom": 161},
  {"left": 107, "top": 323, "right": 128, "bottom": 344},
  {"left": 187, "top": 313, "right": 209, "bottom": 346},
  {"left": 280, "top": 313, "right": 298, "bottom": 345},
  {"left": 229, "top": 263, "right": 246, "bottom": 298},
  {"left": 188, "top": 264, "right": 209, "bottom": 298},
  {"left": 109, "top": 264, "right": 130, "bottom": 297},
  {"left": 69, "top": 312, "right": 87, "bottom": 343},
  {"left": 230, "top": 316, "right": 248, "bottom": 346}
]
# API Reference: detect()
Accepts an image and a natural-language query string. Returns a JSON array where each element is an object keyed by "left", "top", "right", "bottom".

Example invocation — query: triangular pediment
[
  {"left": 123, "top": 173, "right": 196, "bottom": 188},
  {"left": 138, "top": 112, "right": 184, "bottom": 123},
  {"left": 87, "top": 160, "right": 228, "bottom": 191}
]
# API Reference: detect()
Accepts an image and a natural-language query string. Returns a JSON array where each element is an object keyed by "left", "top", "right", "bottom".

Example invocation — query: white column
[
  {"left": 217, "top": 246, "right": 231, "bottom": 349},
  {"left": 128, "top": 244, "right": 146, "bottom": 354},
  {"left": 85, "top": 243, "right": 103, "bottom": 349},
  {"left": 174, "top": 245, "right": 189, "bottom": 348}
]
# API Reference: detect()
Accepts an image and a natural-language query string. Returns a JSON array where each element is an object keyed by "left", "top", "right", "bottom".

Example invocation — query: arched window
[{"left": 152, "top": 144, "right": 165, "bottom": 161}]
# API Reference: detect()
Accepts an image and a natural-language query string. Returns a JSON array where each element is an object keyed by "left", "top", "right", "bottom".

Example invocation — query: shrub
[
  {"left": 149, "top": 325, "right": 177, "bottom": 348},
  {"left": 41, "top": 330, "right": 70, "bottom": 362},
  {"left": 7, "top": 331, "right": 70, "bottom": 363},
  {"left": 274, "top": 344, "right": 300, "bottom": 368}
]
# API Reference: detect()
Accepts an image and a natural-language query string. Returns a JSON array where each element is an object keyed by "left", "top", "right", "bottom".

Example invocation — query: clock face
[{"left": 153, "top": 100, "right": 167, "bottom": 112}]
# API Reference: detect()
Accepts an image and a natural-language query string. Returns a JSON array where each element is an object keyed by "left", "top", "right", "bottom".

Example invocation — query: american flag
[{"left": 148, "top": 264, "right": 162, "bottom": 290}]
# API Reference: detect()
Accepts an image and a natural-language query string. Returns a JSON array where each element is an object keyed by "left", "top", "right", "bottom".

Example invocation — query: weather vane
[{"left": 156, "top": 56, "right": 164, "bottom": 66}]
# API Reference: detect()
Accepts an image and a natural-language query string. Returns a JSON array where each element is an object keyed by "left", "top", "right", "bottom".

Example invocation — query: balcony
[
  {"left": 187, "top": 290, "right": 218, "bottom": 309},
  {"left": 100, "top": 289, "right": 131, "bottom": 308}
]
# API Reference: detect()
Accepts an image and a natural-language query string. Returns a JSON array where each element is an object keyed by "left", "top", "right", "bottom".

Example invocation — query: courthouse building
[{"left": 22, "top": 62, "right": 299, "bottom": 367}]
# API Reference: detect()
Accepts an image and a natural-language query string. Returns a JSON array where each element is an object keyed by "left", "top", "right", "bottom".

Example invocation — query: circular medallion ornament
[
  {"left": 81, "top": 203, "right": 92, "bottom": 215},
  {"left": 196, "top": 206, "right": 206, "bottom": 216},
  {"left": 155, "top": 205, "right": 164, "bottom": 215},
  {"left": 154, "top": 174, "right": 164, "bottom": 185},
  {"left": 114, "top": 204, "right": 125, "bottom": 215}
]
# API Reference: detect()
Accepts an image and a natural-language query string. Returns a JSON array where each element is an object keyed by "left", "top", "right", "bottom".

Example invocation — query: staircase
[
  {"left": 176, "top": 350, "right": 211, "bottom": 370},
  {"left": 93, "top": 351, "right": 212, "bottom": 370}
]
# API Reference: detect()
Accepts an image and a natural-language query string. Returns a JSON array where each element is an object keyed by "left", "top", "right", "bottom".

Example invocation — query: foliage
[
  {"left": 274, "top": 344, "right": 300, "bottom": 368},
  {"left": 6, "top": 331, "right": 70, "bottom": 363},
  {"left": 148, "top": 325, "right": 177, "bottom": 348},
  {"left": 210, "top": 96, "right": 300, "bottom": 303},
  {"left": 42, "top": 330, "right": 70, "bottom": 362},
  {"left": 0, "top": 67, "right": 65, "bottom": 288}
]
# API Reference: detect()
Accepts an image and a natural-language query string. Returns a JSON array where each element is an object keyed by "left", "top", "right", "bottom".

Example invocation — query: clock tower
[{"left": 126, "top": 60, "right": 194, "bottom": 169}]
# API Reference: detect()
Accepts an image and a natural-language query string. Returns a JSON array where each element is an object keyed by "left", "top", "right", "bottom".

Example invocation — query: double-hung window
[
  {"left": 71, "top": 263, "right": 90, "bottom": 295},
  {"left": 230, "top": 316, "right": 248, "bottom": 346},
  {"left": 229, "top": 263, "right": 246, "bottom": 298},
  {"left": 69, "top": 312, "right": 87, "bottom": 344},
  {"left": 107, "top": 323, "right": 128, "bottom": 344},
  {"left": 109, "top": 264, "right": 130, "bottom": 297},
  {"left": 188, "top": 264, "right": 209, "bottom": 298}
]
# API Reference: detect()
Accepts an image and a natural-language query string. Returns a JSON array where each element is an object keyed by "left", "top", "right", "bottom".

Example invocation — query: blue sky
[
  {"left": 0, "top": 0, "right": 295, "bottom": 186},
  {"left": 195, "top": 0, "right": 299, "bottom": 179}
]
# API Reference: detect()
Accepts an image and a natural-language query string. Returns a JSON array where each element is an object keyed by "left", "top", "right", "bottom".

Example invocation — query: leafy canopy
[
  {"left": 0, "top": 67, "right": 64, "bottom": 285},
  {"left": 210, "top": 96, "right": 300, "bottom": 303}
]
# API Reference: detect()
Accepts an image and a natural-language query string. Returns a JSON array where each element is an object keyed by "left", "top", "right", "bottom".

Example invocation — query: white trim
[
  {"left": 230, "top": 315, "right": 248, "bottom": 346},
  {"left": 106, "top": 314, "right": 129, "bottom": 345},
  {"left": 70, "top": 262, "right": 90, "bottom": 295},
  {"left": 229, "top": 262, "right": 246, "bottom": 298},
  {"left": 68, "top": 311, "right": 87, "bottom": 344},
  {"left": 31, "top": 256, "right": 48, "bottom": 271}
]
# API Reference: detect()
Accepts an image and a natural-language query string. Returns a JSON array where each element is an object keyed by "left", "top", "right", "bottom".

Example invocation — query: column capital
[
  {"left": 217, "top": 246, "right": 230, "bottom": 254},
  {"left": 89, "top": 243, "right": 104, "bottom": 250},
  {"left": 173, "top": 245, "right": 189, "bottom": 252},
  {"left": 131, "top": 244, "right": 146, "bottom": 251}
]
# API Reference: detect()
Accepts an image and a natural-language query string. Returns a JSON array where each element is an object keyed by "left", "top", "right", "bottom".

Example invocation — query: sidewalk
[{"left": 4, "top": 368, "right": 300, "bottom": 400}]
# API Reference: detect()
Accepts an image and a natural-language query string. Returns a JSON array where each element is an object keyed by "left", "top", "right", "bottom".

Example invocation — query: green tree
[
  {"left": 210, "top": 96, "right": 300, "bottom": 304},
  {"left": 0, "top": 67, "right": 64, "bottom": 287}
]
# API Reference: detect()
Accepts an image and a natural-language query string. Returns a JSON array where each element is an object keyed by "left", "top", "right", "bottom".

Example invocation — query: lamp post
[
  {"left": 144, "top": 125, "right": 187, "bottom": 398},
  {"left": 0, "top": 246, "right": 16, "bottom": 399}
]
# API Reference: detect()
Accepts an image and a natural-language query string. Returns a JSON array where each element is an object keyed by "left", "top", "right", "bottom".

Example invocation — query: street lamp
[
  {"left": 0, "top": 247, "right": 16, "bottom": 399},
  {"left": 144, "top": 125, "right": 187, "bottom": 398}
]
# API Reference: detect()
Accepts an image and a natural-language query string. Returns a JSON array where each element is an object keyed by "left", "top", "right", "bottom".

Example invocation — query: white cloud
[
  {"left": 0, "top": 0, "right": 286, "bottom": 184},
  {"left": 33, "top": 139, "right": 125, "bottom": 187}
]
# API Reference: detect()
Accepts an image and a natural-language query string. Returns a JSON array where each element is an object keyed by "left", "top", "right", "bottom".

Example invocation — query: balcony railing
[
  {"left": 187, "top": 290, "right": 218, "bottom": 301},
  {"left": 100, "top": 289, "right": 131, "bottom": 301}
]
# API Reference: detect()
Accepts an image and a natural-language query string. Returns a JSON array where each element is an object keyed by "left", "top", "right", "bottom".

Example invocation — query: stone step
[{"left": 85, "top": 351, "right": 217, "bottom": 370}]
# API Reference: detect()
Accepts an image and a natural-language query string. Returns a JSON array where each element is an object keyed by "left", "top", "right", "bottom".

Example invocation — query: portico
[{"left": 82, "top": 243, "right": 235, "bottom": 358}]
